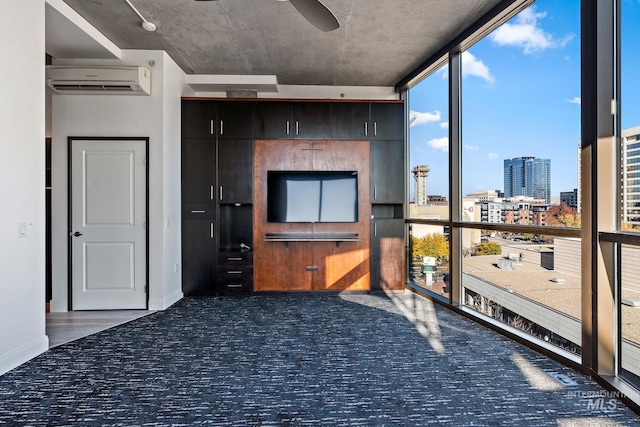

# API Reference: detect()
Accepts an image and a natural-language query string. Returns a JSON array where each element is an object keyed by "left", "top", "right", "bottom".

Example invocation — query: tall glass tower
[{"left": 503, "top": 157, "right": 551, "bottom": 204}]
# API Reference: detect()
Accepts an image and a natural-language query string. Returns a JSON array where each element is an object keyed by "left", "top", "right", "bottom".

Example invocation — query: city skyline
[{"left": 409, "top": 0, "right": 581, "bottom": 200}]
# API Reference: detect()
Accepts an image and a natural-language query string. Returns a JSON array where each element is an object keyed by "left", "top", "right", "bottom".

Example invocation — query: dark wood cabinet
[
  {"left": 182, "top": 100, "right": 254, "bottom": 296},
  {"left": 371, "top": 103, "right": 404, "bottom": 140},
  {"left": 253, "top": 102, "right": 292, "bottom": 139},
  {"left": 218, "top": 139, "right": 253, "bottom": 204},
  {"left": 217, "top": 102, "right": 254, "bottom": 139},
  {"left": 331, "top": 102, "right": 370, "bottom": 140},
  {"left": 182, "top": 219, "right": 217, "bottom": 296},
  {"left": 370, "top": 218, "right": 405, "bottom": 291},
  {"left": 371, "top": 140, "right": 404, "bottom": 204},
  {"left": 182, "top": 138, "right": 217, "bottom": 204},
  {"left": 293, "top": 102, "right": 332, "bottom": 139},
  {"left": 182, "top": 100, "right": 216, "bottom": 139},
  {"left": 182, "top": 98, "right": 405, "bottom": 295},
  {"left": 253, "top": 101, "right": 332, "bottom": 139},
  {"left": 217, "top": 251, "right": 253, "bottom": 295}
]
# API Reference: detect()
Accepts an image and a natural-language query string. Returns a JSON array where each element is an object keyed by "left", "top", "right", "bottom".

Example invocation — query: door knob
[{"left": 71, "top": 231, "right": 83, "bottom": 237}]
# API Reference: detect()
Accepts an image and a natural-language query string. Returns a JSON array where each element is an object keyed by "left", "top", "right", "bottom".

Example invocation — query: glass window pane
[
  {"left": 409, "top": 223, "right": 450, "bottom": 300},
  {"left": 408, "top": 60, "right": 449, "bottom": 220},
  {"left": 620, "top": 244, "right": 640, "bottom": 388},
  {"left": 462, "top": 231, "right": 582, "bottom": 355},
  {"left": 461, "top": 1, "right": 580, "bottom": 227},
  {"left": 621, "top": 0, "right": 640, "bottom": 232}
]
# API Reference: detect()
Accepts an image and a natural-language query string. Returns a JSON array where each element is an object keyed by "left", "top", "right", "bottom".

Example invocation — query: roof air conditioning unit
[{"left": 46, "top": 66, "right": 151, "bottom": 95}]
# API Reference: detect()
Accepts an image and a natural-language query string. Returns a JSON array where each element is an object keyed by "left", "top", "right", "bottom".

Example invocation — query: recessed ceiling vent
[{"left": 46, "top": 66, "right": 151, "bottom": 95}]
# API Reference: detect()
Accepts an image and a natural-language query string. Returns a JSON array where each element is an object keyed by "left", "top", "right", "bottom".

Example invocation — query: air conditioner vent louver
[{"left": 46, "top": 66, "right": 151, "bottom": 95}]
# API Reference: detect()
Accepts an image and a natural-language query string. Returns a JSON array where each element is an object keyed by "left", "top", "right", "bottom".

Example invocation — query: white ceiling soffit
[
  {"left": 45, "top": 0, "right": 120, "bottom": 59},
  {"left": 186, "top": 75, "right": 279, "bottom": 93}
]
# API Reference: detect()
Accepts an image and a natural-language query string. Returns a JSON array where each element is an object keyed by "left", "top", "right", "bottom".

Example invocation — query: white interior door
[{"left": 70, "top": 138, "right": 147, "bottom": 310}]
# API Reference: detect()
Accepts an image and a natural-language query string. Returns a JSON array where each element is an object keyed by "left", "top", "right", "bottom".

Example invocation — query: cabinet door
[
  {"left": 182, "top": 100, "right": 217, "bottom": 139},
  {"left": 182, "top": 138, "right": 217, "bottom": 204},
  {"left": 182, "top": 220, "right": 217, "bottom": 296},
  {"left": 253, "top": 102, "right": 293, "bottom": 139},
  {"left": 371, "top": 140, "right": 404, "bottom": 204},
  {"left": 217, "top": 101, "right": 254, "bottom": 139},
  {"left": 218, "top": 139, "right": 253, "bottom": 204},
  {"left": 370, "top": 103, "right": 404, "bottom": 140},
  {"left": 371, "top": 219, "right": 405, "bottom": 291},
  {"left": 331, "top": 102, "right": 370, "bottom": 140},
  {"left": 293, "top": 102, "right": 332, "bottom": 139}
]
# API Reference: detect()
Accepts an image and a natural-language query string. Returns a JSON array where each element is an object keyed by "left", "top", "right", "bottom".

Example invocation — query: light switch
[{"left": 17, "top": 223, "right": 28, "bottom": 238}]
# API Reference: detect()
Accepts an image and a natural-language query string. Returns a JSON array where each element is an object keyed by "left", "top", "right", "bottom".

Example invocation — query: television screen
[{"left": 267, "top": 171, "right": 358, "bottom": 223}]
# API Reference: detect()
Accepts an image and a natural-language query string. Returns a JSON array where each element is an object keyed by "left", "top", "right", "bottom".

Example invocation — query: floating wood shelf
[{"left": 264, "top": 232, "right": 360, "bottom": 247}]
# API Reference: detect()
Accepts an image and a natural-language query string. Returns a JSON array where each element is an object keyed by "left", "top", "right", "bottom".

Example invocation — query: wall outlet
[{"left": 174, "top": 263, "right": 179, "bottom": 273}]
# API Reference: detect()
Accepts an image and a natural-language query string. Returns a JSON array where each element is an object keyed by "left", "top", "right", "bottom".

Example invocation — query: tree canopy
[{"left": 411, "top": 233, "right": 449, "bottom": 260}]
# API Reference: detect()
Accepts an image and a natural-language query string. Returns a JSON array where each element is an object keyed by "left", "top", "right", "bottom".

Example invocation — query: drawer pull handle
[
  {"left": 227, "top": 284, "right": 243, "bottom": 288},
  {"left": 227, "top": 257, "right": 243, "bottom": 261},
  {"left": 227, "top": 271, "right": 243, "bottom": 274},
  {"left": 306, "top": 266, "right": 319, "bottom": 271},
  {"left": 190, "top": 210, "right": 206, "bottom": 214}
]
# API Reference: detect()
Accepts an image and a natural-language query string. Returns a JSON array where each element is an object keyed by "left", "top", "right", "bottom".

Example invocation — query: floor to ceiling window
[
  {"left": 617, "top": 0, "right": 640, "bottom": 391},
  {"left": 460, "top": 0, "right": 581, "bottom": 355},
  {"left": 404, "top": 0, "right": 640, "bottom": 408},
  {"left": 408, "top": 57, "right": 451, "bottom": 301}
]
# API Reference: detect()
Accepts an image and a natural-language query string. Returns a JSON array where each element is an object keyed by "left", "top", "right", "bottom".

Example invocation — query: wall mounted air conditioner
[{"left": 46, "top": 66, "right": 151, "bottom": 95}]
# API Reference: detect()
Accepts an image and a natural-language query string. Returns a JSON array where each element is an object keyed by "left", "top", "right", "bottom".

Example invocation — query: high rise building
[
  {"left": 412, "top": 165, "right": 430, "bottom": 206},
  {"left": 503, "top": 157, "right": 551, "bottom": 204},
  {"left": 621, "top": 126, "right": 640, "bottom": 226}
]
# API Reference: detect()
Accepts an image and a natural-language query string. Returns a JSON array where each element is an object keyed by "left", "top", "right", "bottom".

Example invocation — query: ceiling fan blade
[{"left": 288, "top": 0, "right": 340, "bottom": 32}]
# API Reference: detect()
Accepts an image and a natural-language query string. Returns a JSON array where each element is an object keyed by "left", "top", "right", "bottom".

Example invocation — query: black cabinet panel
[
  {"left": 218, "top": 102, "right": 254, "bottom": 139},
  {"left": 371, "top": 103, "right": 404, "bottom": 140},
  {"left": 371, "top": 140, "right": 404, "bottom": 204},
  {"left": 182, "top": 100, "right": 216, "bottom": 139},
  {"left": 293, "top": 102, "right": 332, "bottom": 139},
  {"left": 218, "top": 139, "right": 253, "bottom": 204},
  {"left": 182, "top": 138, "right": 216, "bottom": 204},
  {"left": 331, "top": 102, "right": 370, "bottom": 140},
  {"left": 253, "top": 102, "right": 293, "bottom": 139},
  {"left": 182, "top": 220, "right": 217, "bottom": 296}
]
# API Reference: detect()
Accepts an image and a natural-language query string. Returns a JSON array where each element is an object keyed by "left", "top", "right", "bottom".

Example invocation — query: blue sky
[{"left": 408, "top": 0, "right": 638, "bottom": 200}]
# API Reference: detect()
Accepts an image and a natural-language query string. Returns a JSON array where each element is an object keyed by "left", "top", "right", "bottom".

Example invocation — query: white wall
[
  {"left": 0, "top": 2, "right": 49, "bottom": 375},
  {"left": 51, "top": 50, "right": 185, "bottom": 311}
]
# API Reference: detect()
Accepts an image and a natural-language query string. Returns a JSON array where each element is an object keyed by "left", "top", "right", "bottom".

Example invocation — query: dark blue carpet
[{"left": 0, "top": 293, "right": 639, "bottom": 426}]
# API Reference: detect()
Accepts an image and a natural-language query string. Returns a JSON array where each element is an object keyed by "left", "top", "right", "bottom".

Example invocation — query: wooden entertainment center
[{"left": 181, "top": 99, "right": 405, "bottom": 295}]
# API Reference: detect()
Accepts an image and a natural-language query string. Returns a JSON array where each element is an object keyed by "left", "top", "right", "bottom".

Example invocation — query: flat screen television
[{"left": 267, "top": 171, "right": 358, "bottom": 223}]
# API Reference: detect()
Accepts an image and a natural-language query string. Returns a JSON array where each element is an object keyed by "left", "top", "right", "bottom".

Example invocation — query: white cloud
[
  {"left": 440, "top": 121, "right": 449, "bottom": 129},
  {"left": 490, "top": 6, "right": 574, "bottom": 54},
  {"left": 488, "top": 153, "right": 500, "bottom": 160},
  {"left": 461, "top": 51, "right": 494, "bottom": 83},
  {"left": 568, "top": 97, "right": 581, "bottom": 105},
  {"left": 464, "top": 144, "right": 480, "bottom": 151},
  {"left": 428, "top": 137, "right": 449, "bottom": 152},
  {"left": 409, "top": 110, "right": 441, "bottom": 127}
]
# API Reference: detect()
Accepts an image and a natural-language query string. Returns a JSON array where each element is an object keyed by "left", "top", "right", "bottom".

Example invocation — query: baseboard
[
  {"left": 0, "top": 335, "right": 49, "bottom": 377},
  {"left": 148, "top": 288, "right": 183, "bottom": 311}
]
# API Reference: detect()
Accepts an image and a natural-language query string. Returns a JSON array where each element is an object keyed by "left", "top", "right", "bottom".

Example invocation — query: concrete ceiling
[{"left": 54, "top": 0, "right": 505, "bottom": 87}]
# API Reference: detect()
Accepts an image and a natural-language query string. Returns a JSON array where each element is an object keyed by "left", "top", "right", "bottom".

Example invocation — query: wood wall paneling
[{"left": 253, "top": 139, "right": 370, "bottom": 292}]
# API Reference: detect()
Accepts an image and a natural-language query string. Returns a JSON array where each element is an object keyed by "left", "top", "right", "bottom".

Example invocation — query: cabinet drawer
[
  {"left": 218, "top": 265, "right": 253, "bottom": 278},
  {"left": 218, "top": 251, "right": 253, "bottom": 265},
  {"left": 217, "top": 277, "right": 253, "bottom": 293},
  {"left": 183, "top": 204, "right": 216, "bottom": 220}
]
